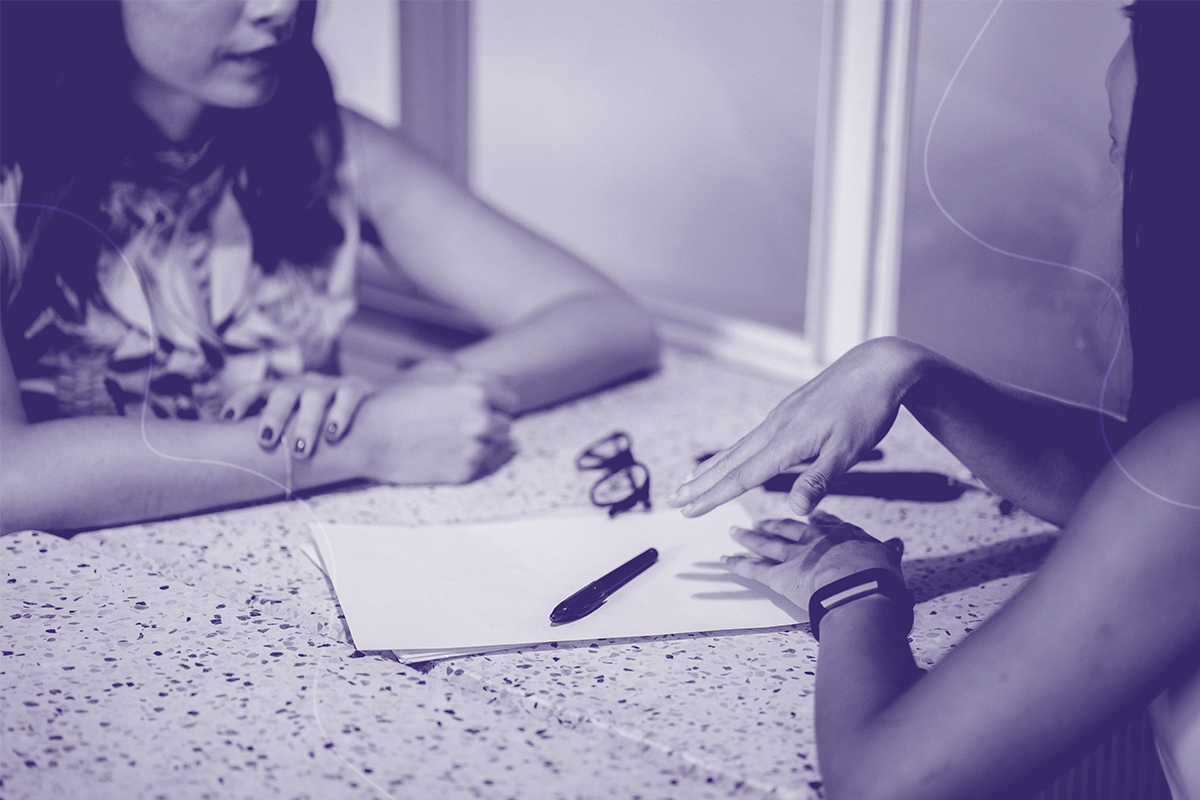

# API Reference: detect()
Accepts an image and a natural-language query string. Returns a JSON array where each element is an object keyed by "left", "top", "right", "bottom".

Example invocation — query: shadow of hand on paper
[
  {"left": 675, "top": 530, "right": 1059, "bottom": 613},
  {"left": 676, "top": 562, "right": 807, "bottom": 619}
]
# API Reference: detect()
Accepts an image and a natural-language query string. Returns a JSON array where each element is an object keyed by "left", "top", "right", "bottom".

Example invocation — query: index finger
[
  {"left": 667, "top": 426, "right": 774, "bottom": 507},
  {"left": 673, "top": 444, "right": 796, "bottom": 517}
]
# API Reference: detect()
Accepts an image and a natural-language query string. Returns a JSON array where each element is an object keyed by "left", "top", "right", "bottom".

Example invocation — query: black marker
[
  {"left": 694, "top": 450, "right": 965, "bottom": 502},
  {"left": 763, "top": 471, "right": 970, "bottom": 502},
  {"left": 550, "top": 547, "right": 659, "bottom": 625}
]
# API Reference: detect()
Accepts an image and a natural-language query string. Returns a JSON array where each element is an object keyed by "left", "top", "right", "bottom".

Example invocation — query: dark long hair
[
  {"left": 1122, "top": 0, "right": 1200, "bottom": 429},
  {"left": 0, "top": 0, "right": 345, "bottom": 336}
]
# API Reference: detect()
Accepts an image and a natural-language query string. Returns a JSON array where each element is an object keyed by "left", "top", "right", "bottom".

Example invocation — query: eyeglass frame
[{"left": 575, "top": 430, "right": 652, "bottom": 518}]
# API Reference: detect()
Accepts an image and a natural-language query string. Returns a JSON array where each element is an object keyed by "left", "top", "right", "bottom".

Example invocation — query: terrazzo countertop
[{"left": 1, "top": 348, "right": 1057, "bottom": 799}]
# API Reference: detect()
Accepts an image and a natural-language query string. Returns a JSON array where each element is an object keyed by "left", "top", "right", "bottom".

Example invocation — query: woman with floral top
[{"left": 0, "top": 1, "right": 659, "bottom": 534}]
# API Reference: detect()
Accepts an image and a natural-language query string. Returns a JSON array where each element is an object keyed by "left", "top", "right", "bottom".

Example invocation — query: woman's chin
[{"left": 206, "top": 76, "right": 279, "bottom": 110}]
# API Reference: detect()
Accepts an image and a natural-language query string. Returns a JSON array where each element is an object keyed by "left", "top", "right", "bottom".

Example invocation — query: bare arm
[
  {"left": 0, "top": 332, "right": 506, "bottom": 535},
  {"left": 900, "top": 339, "right": 1128, "bottom": 524},
  {"left": 814, "top": 401, "right": 1200, "bottom": 800},
  {"left": 0, "top": 340, "right": 345, "bottom": 533},
  {"left": 671, "top": 336, "right": 1129, "bottom": 526},
  {"left": 723, "top": 399, "right": 1200, "bottom": 799},
  {"left": 340, "top": 108, "right": 660, "bottom": 413}
]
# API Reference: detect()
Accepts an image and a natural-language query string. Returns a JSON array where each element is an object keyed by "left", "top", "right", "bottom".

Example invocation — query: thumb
[
  {"left": 469, "top": 370, "right": 519, "bottom": 415},
  {"left": 789, "top": 457, "right": 838, "bottom": 516}
]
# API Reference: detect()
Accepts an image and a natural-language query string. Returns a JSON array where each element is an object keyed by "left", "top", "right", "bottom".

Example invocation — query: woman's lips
[{"left": 224, "top": 45, "right": 281, "bottom": 66}]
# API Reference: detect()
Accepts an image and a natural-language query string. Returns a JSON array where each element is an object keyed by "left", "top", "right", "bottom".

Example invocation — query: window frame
[{"left": 397, "top": 0, "right": 918, "bottom": 377}]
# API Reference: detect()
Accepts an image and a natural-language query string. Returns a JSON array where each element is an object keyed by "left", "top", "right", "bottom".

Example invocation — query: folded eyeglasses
[{"left": 576, "top": 430, "right": 652, "bottom": 518}]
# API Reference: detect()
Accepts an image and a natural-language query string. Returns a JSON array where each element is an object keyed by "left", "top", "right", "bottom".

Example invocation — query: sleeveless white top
[{"left": 1151, "top": 662, "right": 1200, "bottom": 799}]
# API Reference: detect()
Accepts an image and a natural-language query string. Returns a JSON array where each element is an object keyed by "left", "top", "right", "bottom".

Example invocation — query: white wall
[
  {"left": 314, "top": 0, "right": 400, "bottom": 128},
  {"left": 472, "top": 0, "right": 822, "bottom": 333},
  {"left": 315, "top": 0, "right": 1135, "bottom": 406}
]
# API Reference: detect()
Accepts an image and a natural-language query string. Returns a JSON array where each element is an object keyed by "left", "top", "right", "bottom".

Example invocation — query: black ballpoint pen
[{"left": 550, "top": 547, "right": 659, "bottom": 625}]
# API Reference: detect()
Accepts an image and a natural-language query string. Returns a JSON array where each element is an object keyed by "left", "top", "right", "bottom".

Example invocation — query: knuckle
[
  {"left": 454, "top": 450, "right": 482, "bottom": 483},
  {"left": 713, "top": 458, "right": 737, "bottom": 480},
  {"left": 299, "top": 386, "right": 328, "bottom": 406},
  {"left": 266, "top": 385, "right": 299, "bottom": 408},
  {"left": 798, "top": 470, "right": 828, "bottom": 497},
  {"left": 448, "top": 381, "right": 486, "bottom": 408},
  {"left": 459, "top": 414, "right": 489, "bottom": 439},
  {"left": 726, "top": 467, "right": 755, "bottom": 493},
  {"left": 465, "top": 381, "right": 490, "bottom": 405}
]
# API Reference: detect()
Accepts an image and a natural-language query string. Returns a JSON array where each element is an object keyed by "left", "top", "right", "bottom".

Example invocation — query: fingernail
[
  {"left": 223, "top": 408, "right": 235, "bottom": 420},
  {"left": 294, "top": 438, "right": 306, "bottom": 454},
  {"left": 326, "top": 422, "right": 338, "bottom": 439},
  {"left": 665, "top": 489, "right": 679, "bottom": 503},
  {"left": 261, "top": 427, "right": 274, "bottom": 443}
]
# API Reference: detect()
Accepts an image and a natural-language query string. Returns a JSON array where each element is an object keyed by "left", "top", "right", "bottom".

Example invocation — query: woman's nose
[{"left": 246, "top": 0, "right": 300, "bottom": 33}]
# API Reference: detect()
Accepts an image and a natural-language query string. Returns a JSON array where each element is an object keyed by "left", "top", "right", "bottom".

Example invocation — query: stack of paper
[{"left": 309, "top": 504, "right": 806, "bottom": 662}]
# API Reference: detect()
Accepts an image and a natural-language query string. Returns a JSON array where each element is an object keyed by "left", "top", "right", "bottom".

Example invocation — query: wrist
[
  {"left": 404, "top": 355, "right": 520, "bottom": 414},
  {"left": 808, "top": 567, "right": 914, "bottom": 642},
  {"left": 819, "top": 592, "right": 913, "bottom": 642},
  {"left": 809, "top": 540, "right": 901, "bottom": 591},
  {"left": 874, "top": 337, "right": 935, "bottom": 400},
  {"left": 895, "top": 340, "right": 952, "bottom": 411},
  {"left": 405, "top": 354, "right": 461, "bottom": 376},
  {"left": 316, "top": 394, "right": 380, "bottom": 480}
]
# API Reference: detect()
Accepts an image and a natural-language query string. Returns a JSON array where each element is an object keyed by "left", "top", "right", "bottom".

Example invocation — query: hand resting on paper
[{"left": 722, "top": 512, "right": 904, "bottom": 609}]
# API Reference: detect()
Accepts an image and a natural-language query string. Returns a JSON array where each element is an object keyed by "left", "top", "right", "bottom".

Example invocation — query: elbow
[
  {"left": 0, "top": 434, "right": 36, "bottom": 535},
  {"left": 623, "top": 299, "right": 662, "bottom": 377},
  {"left": 820, "top": 771, "right": 887, "bottom": 800},
  {"left": 820, "top": 768, "right": 927, "bottom": 800},
  {"left": 584, "top": 290, "right": 661, "bottom": 380}
]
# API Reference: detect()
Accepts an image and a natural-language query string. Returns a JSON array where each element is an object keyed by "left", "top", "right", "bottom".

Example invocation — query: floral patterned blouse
[{"left": 1, "top": 139, "right": 361, "bottom": 422}]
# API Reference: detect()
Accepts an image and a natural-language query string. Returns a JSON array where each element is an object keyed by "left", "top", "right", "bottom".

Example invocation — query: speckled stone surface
[{"left": 1, "top": 349, "right": 1058, "bottom": 799}]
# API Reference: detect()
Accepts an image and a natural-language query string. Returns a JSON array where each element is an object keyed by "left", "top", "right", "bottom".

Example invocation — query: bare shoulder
[
  {"left": 338, "top": 106, "right": 442, "bottom": 178},
  {"left": 336, "top": 105, "right": 470, "bottom": 221},
  {"left": 1116, "top": 396, "right": 1200, "bottom": 496},
  {"left": 1047, "top": 394, "right": 1200, "bottom": 625}
]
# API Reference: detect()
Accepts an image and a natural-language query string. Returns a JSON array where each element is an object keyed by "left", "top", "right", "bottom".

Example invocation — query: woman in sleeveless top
[
  {"left": 670, "top": 1, "right": 1200, "bottom": 796},
  {"left": 0, "top": 1, "right": 660, "bottom": 534}
]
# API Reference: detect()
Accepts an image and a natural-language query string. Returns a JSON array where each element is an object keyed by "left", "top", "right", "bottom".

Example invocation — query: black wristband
[{"left": 807, "top": 568, "right": 914, "bottom": 642}]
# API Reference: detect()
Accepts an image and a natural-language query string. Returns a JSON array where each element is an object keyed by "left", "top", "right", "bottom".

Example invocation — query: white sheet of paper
[{"left": 311, "top": 504, "right": 806, "bottom": 655}]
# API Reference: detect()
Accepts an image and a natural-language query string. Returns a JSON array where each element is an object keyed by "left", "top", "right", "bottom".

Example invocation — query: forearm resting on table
[
  {"left": 452, "top": 290, "right": 660, "bottom": 414},
  {"left": 815, "top": 595, "right": 925, "bottom": 800},
  {"left": 893, "top": 338, "right": 1128, "bottom": 525},
  {"left": 811, "top": 401, "right": 1200, "bottom": 800},
  {"left": 0, "top": 415, "right": 361, "bottom": 534}
]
